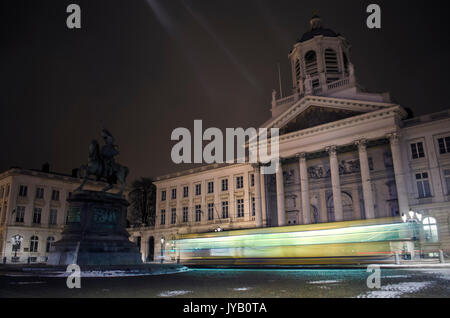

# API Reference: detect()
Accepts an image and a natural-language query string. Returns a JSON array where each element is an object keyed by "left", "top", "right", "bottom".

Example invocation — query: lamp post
[
  {"left": 11, "top": 234, "right": 23, "bottom": 263},
  {"left": 401, "top": 210, "right": 423, "bottom": 260},
  {"left": 160, "top": 237, "right": 165, "bottom": 264}
]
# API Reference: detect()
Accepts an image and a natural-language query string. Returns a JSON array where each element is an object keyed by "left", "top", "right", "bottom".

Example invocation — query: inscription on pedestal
[{"left": 92, "top": 208, "right": 119, "bottom": 230}]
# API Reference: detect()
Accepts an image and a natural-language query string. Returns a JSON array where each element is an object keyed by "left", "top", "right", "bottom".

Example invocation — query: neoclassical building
[
  {"left": 130, "top": 15, "right": 450, "bottom": 262},
  {"left": 0, "top": 166, "right": 116, "bottom": 263}
]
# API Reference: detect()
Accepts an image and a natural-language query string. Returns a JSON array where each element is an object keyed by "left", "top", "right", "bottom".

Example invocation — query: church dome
[
  {"left": 298, "top": 28, "right": 339, "bottom": 42},
  {"left": 298, "top": 14, "right": 340, "bottom": 43}
]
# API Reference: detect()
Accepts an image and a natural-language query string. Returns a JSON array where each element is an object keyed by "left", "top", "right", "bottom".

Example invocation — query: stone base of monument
[{"left": 47, "top": 191, "right": 143, "bottom": 266}]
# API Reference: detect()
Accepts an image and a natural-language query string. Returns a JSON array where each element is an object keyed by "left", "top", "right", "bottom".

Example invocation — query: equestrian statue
[{"left": 76, "top": 128, "right": 129, "bottom": 195}]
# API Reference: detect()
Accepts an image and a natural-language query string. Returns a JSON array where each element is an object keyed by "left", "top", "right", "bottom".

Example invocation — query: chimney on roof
[
  {"left": 72, "top": 168, "right": 79, "bottom": 178},
  {"left": 42, "top": 163, "right": 50, "bottom": 173}
]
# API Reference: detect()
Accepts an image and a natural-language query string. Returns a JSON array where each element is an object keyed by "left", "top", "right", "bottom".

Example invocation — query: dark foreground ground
[{"left": 0, "top": 267, "right": 449, "bottom": 298}]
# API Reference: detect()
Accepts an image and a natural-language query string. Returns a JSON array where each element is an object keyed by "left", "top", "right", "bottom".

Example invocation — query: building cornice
[{"left": 265, "top": 95, "right": 401, "bottom": 131}]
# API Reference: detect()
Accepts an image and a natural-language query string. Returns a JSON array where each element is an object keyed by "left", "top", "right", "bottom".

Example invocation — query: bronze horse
[{"left": 75, "top": 140, "right": 129, "bottom": 195}]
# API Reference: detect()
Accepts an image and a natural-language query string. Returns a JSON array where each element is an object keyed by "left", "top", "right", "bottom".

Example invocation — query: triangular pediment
[
  {"left": 279, "top": 106, "right": 362, "bottom": 135},
  {"left": 262, "top": 95, "right": 398, "bottom": 134}
]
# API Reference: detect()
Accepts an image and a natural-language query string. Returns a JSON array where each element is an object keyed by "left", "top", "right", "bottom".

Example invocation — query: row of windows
[
  {"left": 161, "top": 175, "right": 255, "bottom": 201},
  {"left": 18, "top": 185, "right": 61, "bottom": 201},
  {"left": 12, "top": 236, "right": 55, "bottom": 253},
  {"left": 159, "top": 199, "right": 257, "bottom": 225},
  {"left": 14, "top": 206, "right": 59, "bottom": 225},
  {"left": 410, "top": 135, "right": 450, "bottom": 160}
]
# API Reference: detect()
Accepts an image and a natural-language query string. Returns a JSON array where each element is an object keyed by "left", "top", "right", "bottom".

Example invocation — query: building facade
[
  {"left": 0, "top": 167, "right": 114, "bottom": 263},
  {"left": 129, "top": 15, "right": 450, "bottom": 263}
]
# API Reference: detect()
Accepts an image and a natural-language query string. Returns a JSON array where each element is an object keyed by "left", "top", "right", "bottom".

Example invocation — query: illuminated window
[
  {"left": 423, "top": 217, "right": 438, "bottom": 242},
  {"left": 411, "top": 142, "right": 425, "bottom": 159},
  {"left": 30, "top": 236, "right": 39, "bottom": 253},
  {"left": 416, "top": 172, "right": 431, "bottom": 198}
]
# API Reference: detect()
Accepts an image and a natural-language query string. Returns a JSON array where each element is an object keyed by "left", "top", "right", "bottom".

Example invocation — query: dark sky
[{"left": 1, "top": 0, "right": 449, "bottom": 181}]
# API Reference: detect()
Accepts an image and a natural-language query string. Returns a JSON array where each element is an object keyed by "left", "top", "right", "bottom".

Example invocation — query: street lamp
[
  {"left": 11, "top": 234, "right": 23, "bottom": 262},
  {"left": 160, "top": 237, "right": 165, "bottom": 264}
]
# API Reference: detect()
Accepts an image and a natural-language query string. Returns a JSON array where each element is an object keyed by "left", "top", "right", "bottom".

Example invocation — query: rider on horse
[{"left": 101, "top": 128, "right": 119, "bottom": 178}]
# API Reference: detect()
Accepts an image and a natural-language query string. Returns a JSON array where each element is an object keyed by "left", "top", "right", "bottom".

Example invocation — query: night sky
[{"left": 1, "top": 0, "right": 449, "bottom": 181}]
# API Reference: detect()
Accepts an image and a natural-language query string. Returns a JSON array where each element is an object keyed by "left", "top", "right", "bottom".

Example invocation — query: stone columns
[
  {"left": 388, "top": 133, "right": 409, "bottom": 216},
  {"left": 327, "top": 146, "right": 343, "bottom": 222},
  {"left": 356, "top": 139, "right": 375, "bottom": 219},
  {"left": 275, "top": 159, "right": 286, "bottom": 227},
  {"left": 253, "top": 165, "right": 263, "bottom": 228},
  {"left": 297, "top": 153, "right": 311, "bottom": 225}
]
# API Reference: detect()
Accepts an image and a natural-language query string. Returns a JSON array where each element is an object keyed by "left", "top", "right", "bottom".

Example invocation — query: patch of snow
[
  {"left": 357, "top": 282, "right": 432, "bottom": 298},
  {"left": 233, "top": 287, "right": 251, "bottom": 291},
  {"left": 308, "top": 280, "right": 341, "bottom": 285},
  {"left": 158, "top": 290, "right": 192, "bottom": 297},
  {"left": 383, "top": 275, "right": 410, "bottom": 279}
]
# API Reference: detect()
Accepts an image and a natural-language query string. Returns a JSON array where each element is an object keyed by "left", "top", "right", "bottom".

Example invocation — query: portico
[{"left": 267, "top": 101, "right": 409, "bottom": 226}]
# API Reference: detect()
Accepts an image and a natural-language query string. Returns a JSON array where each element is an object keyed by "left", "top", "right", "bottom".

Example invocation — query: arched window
[
  {"left": 295, "top": 59, "right": 301, "bottom": 84},
  {"left": 304, "top": 51, "right": 318, "bottom": 76},
  {"left": 327, "top": 193, "right": 354, "bottom": 221},
  {"left": 423, "top": 217, "right": 438, "bottom": 242},
  {"left": 30, "top": 236, "right": 39, "bottom": 253},
  {"left": 46, "top": 236, "right": 55, "bottom": 253},
  {"left": 325, "top": 49, "right": 339, "bottom": 74},
  {"left": 147, "top": 236, "right": 155, "bottom": 262}
]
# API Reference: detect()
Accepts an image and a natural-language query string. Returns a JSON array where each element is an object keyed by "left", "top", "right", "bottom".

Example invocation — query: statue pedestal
[{"left": 47, "top": 191, "right": 142, "bottom": 266}]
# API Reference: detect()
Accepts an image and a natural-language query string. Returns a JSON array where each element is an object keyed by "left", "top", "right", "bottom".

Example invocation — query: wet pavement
[{"left": 0, "top": 268, "right": 449, "bottom": 298}]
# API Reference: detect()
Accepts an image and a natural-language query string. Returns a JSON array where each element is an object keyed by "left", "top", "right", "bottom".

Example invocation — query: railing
[
  {"left": 327, "top": 77, "right": 350, "bottom": 90},
  {"left": 275, "top": 95, "right": 296, "bottom": 107}
]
